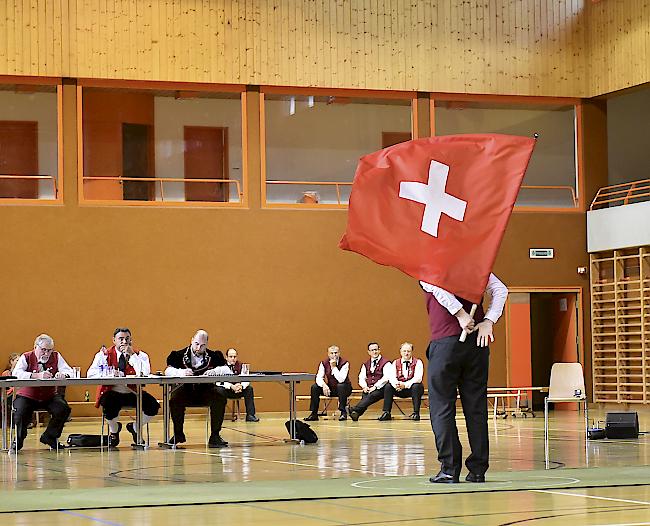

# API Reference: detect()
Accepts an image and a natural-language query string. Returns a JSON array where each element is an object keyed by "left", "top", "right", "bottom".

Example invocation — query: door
[
  {"left": 381, "top": 131, "right": 412, "bottom": 149},
  {"left": 0, "top": 121, "right": 39, "bottom": 198},
  {"left": 122, "top": 123, "right": 153, "bottom": 201},
  {"left": 183, "top": 126, "right": 229, "bottom": 202}
]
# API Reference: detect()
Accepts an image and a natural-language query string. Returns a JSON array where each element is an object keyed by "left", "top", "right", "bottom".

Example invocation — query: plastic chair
[{"left": 544, "top": 362, "right": 589, "bottom": 469}]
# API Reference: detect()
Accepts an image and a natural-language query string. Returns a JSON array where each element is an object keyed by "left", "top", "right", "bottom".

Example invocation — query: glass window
[
  {"left": 81, "top": 87, "right": 244, "bottom": 204},
  {"left": 0, "top": 84, "right": 59, "bottom": 200},
  {"left": 434, "top": 100, "right": 578, "bottom": 208},
  {"left": 263, "top": 93, "right": 414, "bottom": 205}
]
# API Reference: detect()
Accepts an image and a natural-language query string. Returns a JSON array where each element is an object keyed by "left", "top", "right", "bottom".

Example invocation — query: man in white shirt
[
  {"left": 384, "top": 342, "right": 425, "bottom": 421},
  {"left": 11, "top": 334, "right": 73, "bottom": 451},
  {"left": 349, "top": 342, "right": 392, "bottom": 422},
  {"left": 421, "top": 273, "right": 508, "bottom": 484},
  {"left": 87, "top": 328, "right": 160, "bottom": 447},
  {"left": 214, "top": 348, "right": 260, "bottom": 422},
  {"left": 304, "top": 345, "right": 352, "bottom": 422}
]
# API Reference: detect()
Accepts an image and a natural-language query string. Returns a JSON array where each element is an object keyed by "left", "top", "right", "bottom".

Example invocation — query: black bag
[
  {"left": 285, "top": 420, "right": 318, "bottom": 444},
  {"left": 66, "top": 433, "right": 113, "bottom": 448}
]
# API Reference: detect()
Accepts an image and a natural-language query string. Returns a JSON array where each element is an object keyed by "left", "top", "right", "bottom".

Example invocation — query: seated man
[
  {"left": 11, "top": 334, "right": 73, "bottom": 451},
  {"left": 349, "top": 342, "right": 392, "bottom": 422},
  {"left": 385, "top": 342, "right": 425, "bottom": 421},
  {"left": 87, "top": 328, "right": 160, "bottom": 446},
  {"left": 304, "top": 345, "right": 352, "bottom": 422},
  {"left": 215, "top": 348, "right": 260, "bottom": 422},
  {"left": 165, "top": 330, "right": 231, "bottom": 447}
]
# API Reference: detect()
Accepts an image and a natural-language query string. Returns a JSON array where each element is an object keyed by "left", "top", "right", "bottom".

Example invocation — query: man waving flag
[{"left": 339, "top": 134, "right": 534, "bottom": 303}]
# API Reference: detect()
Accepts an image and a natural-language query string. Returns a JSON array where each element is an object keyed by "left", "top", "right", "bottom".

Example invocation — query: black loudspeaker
[{"left": 605, "top": 412, "right": 639, "bottom": 439}]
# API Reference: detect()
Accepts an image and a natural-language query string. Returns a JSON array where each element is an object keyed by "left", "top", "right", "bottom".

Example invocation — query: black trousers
[
  {"left": 13, "top": 394, "right": 71, "bottom": 448},
  {"left": 170, "top": 384, "right": 226, "bottom": 437},
  {"left": 350, "top": 385, "right": 391, "bottom": 415},
  {"left": 99, "top": 390, "right": 160, "bottom": 420},
  {"left": 385, "top": 383, "right": 425, "bottom": 414},
  {"left": 214, "top": 385, "right": 257, "bottom": 417},
  {"left": 308, "top": 382, "right": 353, "bottom": 413},
  {"left": 427, "top": 332, "right": 489, "bottom": 477}
]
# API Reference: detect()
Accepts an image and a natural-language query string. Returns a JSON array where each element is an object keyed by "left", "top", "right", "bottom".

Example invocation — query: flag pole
[{"left": 459, "top": 304, "right": 477, "bottom": 342}]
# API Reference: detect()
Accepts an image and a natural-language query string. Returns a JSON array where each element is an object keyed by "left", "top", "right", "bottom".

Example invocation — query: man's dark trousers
[{"left": 427, "top": 331, "right": 489, "bottom": 477}]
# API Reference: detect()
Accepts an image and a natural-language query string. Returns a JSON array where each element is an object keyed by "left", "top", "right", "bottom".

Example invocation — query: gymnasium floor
[{"left": 2, "top": 408, "right": 649, "bottom": 525}]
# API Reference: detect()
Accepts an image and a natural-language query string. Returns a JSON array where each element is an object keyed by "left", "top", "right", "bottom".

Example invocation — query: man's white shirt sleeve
[
  {"left": 315, "top": 363, "right": 326, "bottom": 388},
  {"left": 12, "top": 355, "right": 31, "bottom": 379},
  {"left": 358, "top": 365, "right": 368, "bottom": 390}
]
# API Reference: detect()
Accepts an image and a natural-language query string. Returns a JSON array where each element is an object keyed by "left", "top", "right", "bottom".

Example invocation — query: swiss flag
[{"left": 339, "top": 134, "right": 535, "bottom": 303}]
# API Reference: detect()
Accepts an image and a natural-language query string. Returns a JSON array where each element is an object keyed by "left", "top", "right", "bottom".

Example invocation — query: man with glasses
[
  {"left": 11, "top": 334, "right": 73, "bottom": 451},
  {"left": 349, "top": 342, "right": 392, "bottom": 422},
  {"left": 164, "top": 330, "right": 231, "bottom": 447},
  {"left": 87, "top": 328, "right": 160, "bottom": 446}
]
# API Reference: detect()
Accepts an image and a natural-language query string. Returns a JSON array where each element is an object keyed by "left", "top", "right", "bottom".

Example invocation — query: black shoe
[
  {"left": 208, "top": 435, "right": 229, "bottom": 448},
  {"left": 126, "top": 422, "right": 139, "bottom": 444},
  {"left": 377, "top": 411, "right": 392, "bottom": 421},
  {"left": 409, "top": 413, "right": 420, "bottom": 421},
  {"left": 10, "top": 440, "right": 22, "bottom": 452},
  {"left": 168, "top": 433, "right": 186, "bottom": 445},
  {"left": 109, "top": 422, "right": 122, "bottom": 447},
  {"left": 245, "top": 415, "right": 260, "bottom": 422},
  {"left": 429, "top": 470, "right": 459, "bottom": 484},
  {"left": 338, "top": 412, "right": 347, "bottom": 421},
  {"left": 350, "top": 410, "right": 360, "bottom": 422},
  {"left": 304, "top": 413, "right": 319, "bottom": 422},
  {"left": 39, "top": 435, "right": 64, "bottom": 450},
  {"left": 465, "top": 472, "right": 486, "bottom": 483}
]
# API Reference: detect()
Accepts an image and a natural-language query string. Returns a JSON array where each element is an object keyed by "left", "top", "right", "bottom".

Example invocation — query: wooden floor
[{"left": 2, "top": 407, "right": 649, "bottom": 525}]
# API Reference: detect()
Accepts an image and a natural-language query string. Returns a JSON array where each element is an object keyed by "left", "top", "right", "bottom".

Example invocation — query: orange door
[
  {"left": 0, "top": 121, "right": 38, "bottom": 198},
  {"left": 183, "top": 126, "right": 228, "bottom": 202},
  {"left": 382, "top": 131, "right": 412, "bottom": 149}
]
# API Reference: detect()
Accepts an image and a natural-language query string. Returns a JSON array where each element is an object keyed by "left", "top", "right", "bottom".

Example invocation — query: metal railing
[
  {"left": 82, "top": 176, "right": 243, "bottom": 202},
  {"left": 0, "top": 174, "right": 58, "bottom": 198},
  {"left": 590, "top": 179, "right": 650, "bottom": 210}
]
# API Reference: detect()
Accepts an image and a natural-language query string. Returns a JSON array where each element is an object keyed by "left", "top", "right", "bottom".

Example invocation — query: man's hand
[
  {"left": 475, "top": 320, "right": 495, "bottom": 347},
  {"left": 36, "top": 370, "right": 53, "bottom": 379},
  {"left": 362, "top": 386, "right": 370, "bottom": 394},
  {"left": 204, "top": 368, "right": 219, "bottom": 376},
  {"left": 323, "top": 385, "right": 331, "bottom": 397},
  {"left": 54, "top": 372, "right": 67, "bottom": 379},
  {"left": 122, "top": 344, "right": 134, "bottom": 356},
  {"left": 455, "top": 309, "right": 476, "bottom": 332},
  {"left": 395, "top": 382, "right": 405, "bottom": 391},
  {"left": 183, "top": 368, "right": 195, "bottom": 376},
  {"left": 232, "top": 383, "right": 243, "bottom": 393}
]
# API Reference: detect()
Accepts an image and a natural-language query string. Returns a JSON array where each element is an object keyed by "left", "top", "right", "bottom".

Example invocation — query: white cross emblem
[{"left": 399, "top": 160, "right": 467, "bottom": 237}]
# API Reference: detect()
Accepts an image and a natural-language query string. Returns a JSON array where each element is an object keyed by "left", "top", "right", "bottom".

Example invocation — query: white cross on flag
[{"left": 339, "top": 134, "right": 535, "bottom": 303}]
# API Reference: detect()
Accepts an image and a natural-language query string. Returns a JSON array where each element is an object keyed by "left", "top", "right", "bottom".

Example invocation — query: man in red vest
[
  {"left": 304, "top": 345, "right": 353, "bottom": 421},
  {"left": 87, "top": 328, "right": 160, "bottom": 446},
  {"left": 214, "top": 347, "right": 260, "bottom": 422},
  {"left": 349, "top": 342, "right": 392, "bottom": 421},
  {"left": 11, "top": 334, "right": 73, "bottom": 451},
  {"left": 384, "top": 342, "right": 425, "bottom": 421}
]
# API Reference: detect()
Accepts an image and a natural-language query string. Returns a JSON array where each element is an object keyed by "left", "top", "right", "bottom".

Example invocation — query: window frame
[
  {"left": 260, "top": 86, "right": 419, "bottom": 209},
  {"left": 77, "top": 78, "right": 248, "bottom": 208}
]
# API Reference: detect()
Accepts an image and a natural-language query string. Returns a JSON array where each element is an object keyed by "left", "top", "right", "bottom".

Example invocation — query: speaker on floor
[{"left": 605, "top": 412, "right": 639, "bottom": 439}]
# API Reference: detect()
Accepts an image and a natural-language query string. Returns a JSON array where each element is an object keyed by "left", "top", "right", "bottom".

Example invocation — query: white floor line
[
  {"left": 533, "top": 489, "right": 650, "bottom": 506},
  {"left": 179, "top": 448, "right": 388, "bottom": 477}
]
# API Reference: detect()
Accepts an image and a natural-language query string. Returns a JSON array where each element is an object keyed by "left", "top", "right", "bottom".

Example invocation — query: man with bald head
[{"left": 165, "top": 330, "right": 230, "bottom": 448}]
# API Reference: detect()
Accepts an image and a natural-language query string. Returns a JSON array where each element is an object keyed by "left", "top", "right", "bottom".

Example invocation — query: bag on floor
[
  {"left": 285, "top": 420, "right": 318, "bottom": 444},
  {"left": 66, "top": 433, "right": 113, "bottom": 448}
]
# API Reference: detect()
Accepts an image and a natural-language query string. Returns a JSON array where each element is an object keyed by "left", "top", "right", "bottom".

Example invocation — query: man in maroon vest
[
  {"left": 421, "top": 273, "right": 508, "bottom": 484},
  {"left": 385, "top": 342, "right": 425, "bottom": 420},
  {"left": 304, "top": 345, "right": 352, "bottom": 421},
  {"left": 11, "top": 334, "right": 73, "bottom": 451},
  {"left": 215, "top": 347, "right": 260, "bottom": 422},
  {"left": 349, "top": 342, "right": 392, "bottom": 421}
]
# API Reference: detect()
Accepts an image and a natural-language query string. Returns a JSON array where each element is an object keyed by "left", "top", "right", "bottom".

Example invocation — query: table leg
[
  {"left": 289, "top": 381, "right": 297, "bottom": 440},
  {"left": 133, "top": 384, "right": 145, "bottom": 450},
  {"left": 162, "top": 383, "right": 170, "bottom": 443},
  {"left": 1, "top": 386, "right": 8, "bottom": 451}
]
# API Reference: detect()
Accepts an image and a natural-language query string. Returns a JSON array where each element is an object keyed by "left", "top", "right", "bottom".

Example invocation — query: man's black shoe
[
  {"left": 304, "top": 413, "right": 319, "bottom": 422},
  {"left": 245, "top": 414, "right": 260, "bottom": 422},
  {"left": 377, "top": 411, "right": 392, "bottom": 421},
  {"left": 338, "top": 412, "right": 347, "bottom": 421},
  {"left": 10, "top": 440, "right": 23, "bottom": 452},
  {"left": 465, "top": 472, "right": 486, "bottom": 483},
  {"left": 409, "top": 413, "right": 420, "bottom": 421},
  {"left": 349, "top": 410, "right": 360, "bottom": 422},
  {"left": 168, "top": 433, "right": 186, "bottom": 445},
  {"left": 108, "top": 422, "right": 122, "bottom": 447},
  {"left": 208, "top": 435, "right": 229, "bottom": 448},
  {"left": 126, "top": 422, "right": 139, "bottom": 444},
  {"left": 39, "top": 435, "right": 64, "bottom": 450},
  {"left": 429, "top": 470, "right": 459, "bottom": 484}
]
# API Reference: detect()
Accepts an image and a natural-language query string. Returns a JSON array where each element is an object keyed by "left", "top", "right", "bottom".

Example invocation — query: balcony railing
[
  {"left": 0, "top": 174, "right": 58, "bottom": 198},
  {"left": 590, "top": 179, "right": 650, "bottom": 210}
]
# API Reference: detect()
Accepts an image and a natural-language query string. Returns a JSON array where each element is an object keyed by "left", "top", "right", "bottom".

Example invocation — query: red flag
[{"left": 339, "top": 134, "right": 535, "bottom": 303}]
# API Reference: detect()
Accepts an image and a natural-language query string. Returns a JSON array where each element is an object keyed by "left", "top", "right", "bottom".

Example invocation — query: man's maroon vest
[
  {"left": 321, "top": 358, "right": 351, "bottom": 389},
  {"left": 393, "top": 358, "right": 419, "bottom": 382},
  {"left": 364, "top": 356, "right": 388, "bottom": 387},
  {"left": 16, "top": 351, "right": 59, "bottom": 401},
  {"left": 424, "top": 292, "right": 485, "bottom": 340},
  {"left": 229, "top": 361, "right": 242, "bottom": 374}
]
